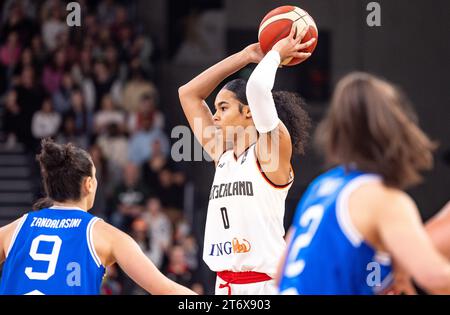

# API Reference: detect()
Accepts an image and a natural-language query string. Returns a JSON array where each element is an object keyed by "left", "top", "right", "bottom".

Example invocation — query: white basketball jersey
[{"left": 203, "top": 143, "right": 293, "bottom": 278}]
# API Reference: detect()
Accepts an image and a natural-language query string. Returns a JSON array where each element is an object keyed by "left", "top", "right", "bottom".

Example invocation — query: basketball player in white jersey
[{"left": 178, "top": 26, "right": 314, "bottom": 294}]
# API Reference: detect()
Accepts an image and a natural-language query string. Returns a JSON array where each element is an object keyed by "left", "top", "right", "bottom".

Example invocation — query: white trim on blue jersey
[
  {"left": 6, "top": 213, "right": 28, "bottom": 258},
  {"left": 86, "top": 217, "right": 103, "bottom": 268},
  {"left": 336, "top": 174, "right": 381, "bottom": 247},
  {"left": 49, "top": 205, "right": 85, "bottom": 211},
  {"left": 375, "top": 251, "right": 392, "bottom": 265}
]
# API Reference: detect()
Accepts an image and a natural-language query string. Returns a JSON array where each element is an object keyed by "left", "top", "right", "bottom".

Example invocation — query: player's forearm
[
  {"left": 155, "top": 278, "right": 197, "bottom": 295},
  {"left": 179, "top": 50, "right": 251, "bottom": 101},
  {"left": 426, "top": 201, "right": 450, "bottom": 259},
  {"left": 415, "top": 264, "right": 450, "bottom": 294},
  {"left": 246, "top": 50, "right": 280, "bottom": 133}
]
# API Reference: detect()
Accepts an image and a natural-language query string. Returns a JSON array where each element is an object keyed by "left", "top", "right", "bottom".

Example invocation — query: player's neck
[
  {"left": 52, "top": 200, "right": 88, "bottom": 212},
  {"left": 233, "top": 129, "right": 258, "bottom": 158}
]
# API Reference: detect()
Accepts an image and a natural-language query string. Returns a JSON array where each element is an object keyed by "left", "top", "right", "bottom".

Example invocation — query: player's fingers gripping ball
[{"left": 258, "top": 5, "right": 318, "bottom": 66}]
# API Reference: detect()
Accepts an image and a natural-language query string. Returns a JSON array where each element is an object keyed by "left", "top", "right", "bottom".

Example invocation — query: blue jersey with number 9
[
  {"left": 278, "top": 166, "right": 393, "bottom": 295},
  {"left": 0, "top": 207, "right": 105, "bottom": 295}
]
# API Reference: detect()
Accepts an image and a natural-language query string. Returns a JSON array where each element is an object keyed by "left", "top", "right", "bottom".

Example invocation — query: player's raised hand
[
  {"left": 243, "top": 43, "right": 265, "bottom": 64},
  {"left": 272, "top": 24, "right": 315, "bottom": 64}
]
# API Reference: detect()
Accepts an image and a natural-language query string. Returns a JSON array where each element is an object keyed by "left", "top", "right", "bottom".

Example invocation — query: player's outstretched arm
[
  {"left": 376, "top": 191, "right": 450, "bottom": 294},
  {"left": 94, "top": 220, "right": 196, "bottom": 295},
  {"left": 246, "top": 25, "right": 315, "bottom": 184},
  {"left": 426, "top": 201, "right": 450, "bottom": 259},
  {"left": 178, "top": 45, "right": 263, "bottom": 162}
]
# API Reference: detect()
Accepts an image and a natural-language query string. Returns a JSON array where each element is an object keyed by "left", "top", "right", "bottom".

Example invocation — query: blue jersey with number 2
[
  {"left": 0, "top": 207, "right": 105, "bottom": 295},
  {"left": 278, "top": 166, "right": 393, "bottom": 295}
]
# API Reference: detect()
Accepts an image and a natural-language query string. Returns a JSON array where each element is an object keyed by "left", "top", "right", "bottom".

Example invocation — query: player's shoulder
[
  {"left": 372, "top": 183, "right": 413, "bottom": 206},
  {"left": 0, "top": 215, "right": 27, "bottom": 257},
  {"left": 92, "top": 219, "right": 130, "bottom": 245},
  {"left": 0, "top": 214, "right": 28, "bottom": 235},
  {"left": 356, "top": 182, "right": 417, "bottom": 218}
]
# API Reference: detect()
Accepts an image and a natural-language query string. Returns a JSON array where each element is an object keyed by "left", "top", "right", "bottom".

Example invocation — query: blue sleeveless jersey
[
  {"left": 0, "top": 207, "right": 105, "bottom": 295},
  {"left": 279, "top": 166, "right": 393, "bottom": 295}
]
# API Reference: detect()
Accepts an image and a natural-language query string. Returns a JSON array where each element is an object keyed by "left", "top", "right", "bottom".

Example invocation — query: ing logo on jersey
[{"left": 208, "top": 238, "right": 251, "bottom": 256}]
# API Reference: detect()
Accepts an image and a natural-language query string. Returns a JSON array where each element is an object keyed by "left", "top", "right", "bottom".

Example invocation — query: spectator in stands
[
  {"left": 30, "top": 35, "right": 46, "bottom": 70},
  {"left": 97, "top": 123, "right": 128, "bottom": 170},
  {"left": 56, "top": 114, "right": 88, "bottom": 149},
  {"left": 31, "top": 97, "right": 61, "bottom": 140},
  {"left": 52, "top": 71, "right": 75, "bottom": 114},
  {"left": 141, "top": 139, "right": 174, "bottom": 191},
  {"left": 174, "top": 218, "right": 192, "bottom": 246},
  {"left": 2, "top": 89, "right": 22, "bottom": 147},
  {"left": 71, "top": 48, "right": 96, "bottom": 112},
  {"left": 0, "top": 31, "right": 21, "bottom": 69},
  {"left": 67, "top": 88, "right": 93, "bottom": 139},
  {"left": 101, "top": 265, "right": 122, "bottom": 295},
  {"left": 164, "top": 245, "right": 194, "bottom": 289},
  {"left": 94, "top": 94, "right": 126, "bottom": 136},
  {"left": 15, "top": 66, "right": 45, "bottom": 149},
  {"left": 128, "top": 92, "right": 164, "bottom": 134},
  {"left": 156, "top": 167, "right": 186, "bottom": 221},
  {"left": 41, "top": 1, "right": 67, "bottom": 51},
  {"left": 122, "top": 65, "right": 157, "bottom": 113},
  {"left": 104, "top": 44, "right": 124, "bottom": 84},
  {"left": 181, "top": 234, "right": 199, "bottom": 271},
  {"left": 97, "top": 0, "right": 117, "bottom": 27},
  {"left": 127, "top": 116, "right": 170, "bottom": 165},
  {"left": 93, "top": 60, "right": 118, "bottom": 111},
  {"left": 12, "top": 47, "right": 41, "bottom": 87},
  {"left": 88, "top": 143, "right": 110, "bottom": 219},
  {"left": 142, "top": 197, "right": 173, "bottom": 269},
  {"left": 109, "top": 162, "right": 151, "bottom": 231},
  {"left": 130, "top": 34, "right": 156, "bottom": 79},
  {"left": 42, "top": 49, "right": 67, "bottom": 94},
  {"left": 55, "top": 29, "right": 77, "bottom": 65},
  {"left": 1, "top": 2, "right": 37, "bottom": 45}
]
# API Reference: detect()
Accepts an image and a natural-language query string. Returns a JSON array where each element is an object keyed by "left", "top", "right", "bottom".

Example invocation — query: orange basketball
[{"left": 258, "top": 5, "right": 318, "bottom": 66}]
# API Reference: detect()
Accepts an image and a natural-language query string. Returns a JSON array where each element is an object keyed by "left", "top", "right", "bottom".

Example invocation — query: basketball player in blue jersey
[
  {"left": 178, "top": 26, "right": 313, "bottom": 294},
  {"left": 0, "top": 139, "right": 196, "bottom": 295},
  {"left": 277, "top": 72, "right": 450, "bottom": 294}
]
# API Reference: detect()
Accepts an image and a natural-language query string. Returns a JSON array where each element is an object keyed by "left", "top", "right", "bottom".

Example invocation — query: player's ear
[
  {"left": 83, "top": 176, "right": 94, "bottom": 194},
  {"left": 243, "top": 105, "right": 252, "bottom": 119}
]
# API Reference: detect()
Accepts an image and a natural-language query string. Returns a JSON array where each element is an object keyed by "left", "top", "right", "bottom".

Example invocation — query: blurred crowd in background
[{"left": 0, "top": 0, "right": 205, "bottom": 294}]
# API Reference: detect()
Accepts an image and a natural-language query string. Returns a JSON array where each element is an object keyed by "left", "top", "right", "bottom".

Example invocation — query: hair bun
[{"left": 37, "top": 138, "right": 67, "bottom": 169}]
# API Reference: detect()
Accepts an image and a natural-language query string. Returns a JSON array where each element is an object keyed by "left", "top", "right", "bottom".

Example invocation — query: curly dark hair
[{"left": 223, "top": 79, "right": 311, "bottom": 155}]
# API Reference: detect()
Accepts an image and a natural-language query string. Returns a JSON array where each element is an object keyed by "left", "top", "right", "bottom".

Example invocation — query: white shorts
[{"left": 215, "top": 276, "right": 278, "bottom": 295}]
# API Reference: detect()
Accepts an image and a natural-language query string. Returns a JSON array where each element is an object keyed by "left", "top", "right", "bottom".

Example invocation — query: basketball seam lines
[{"left": 292, "top": 9, "right": 308, "bottom": 19}]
